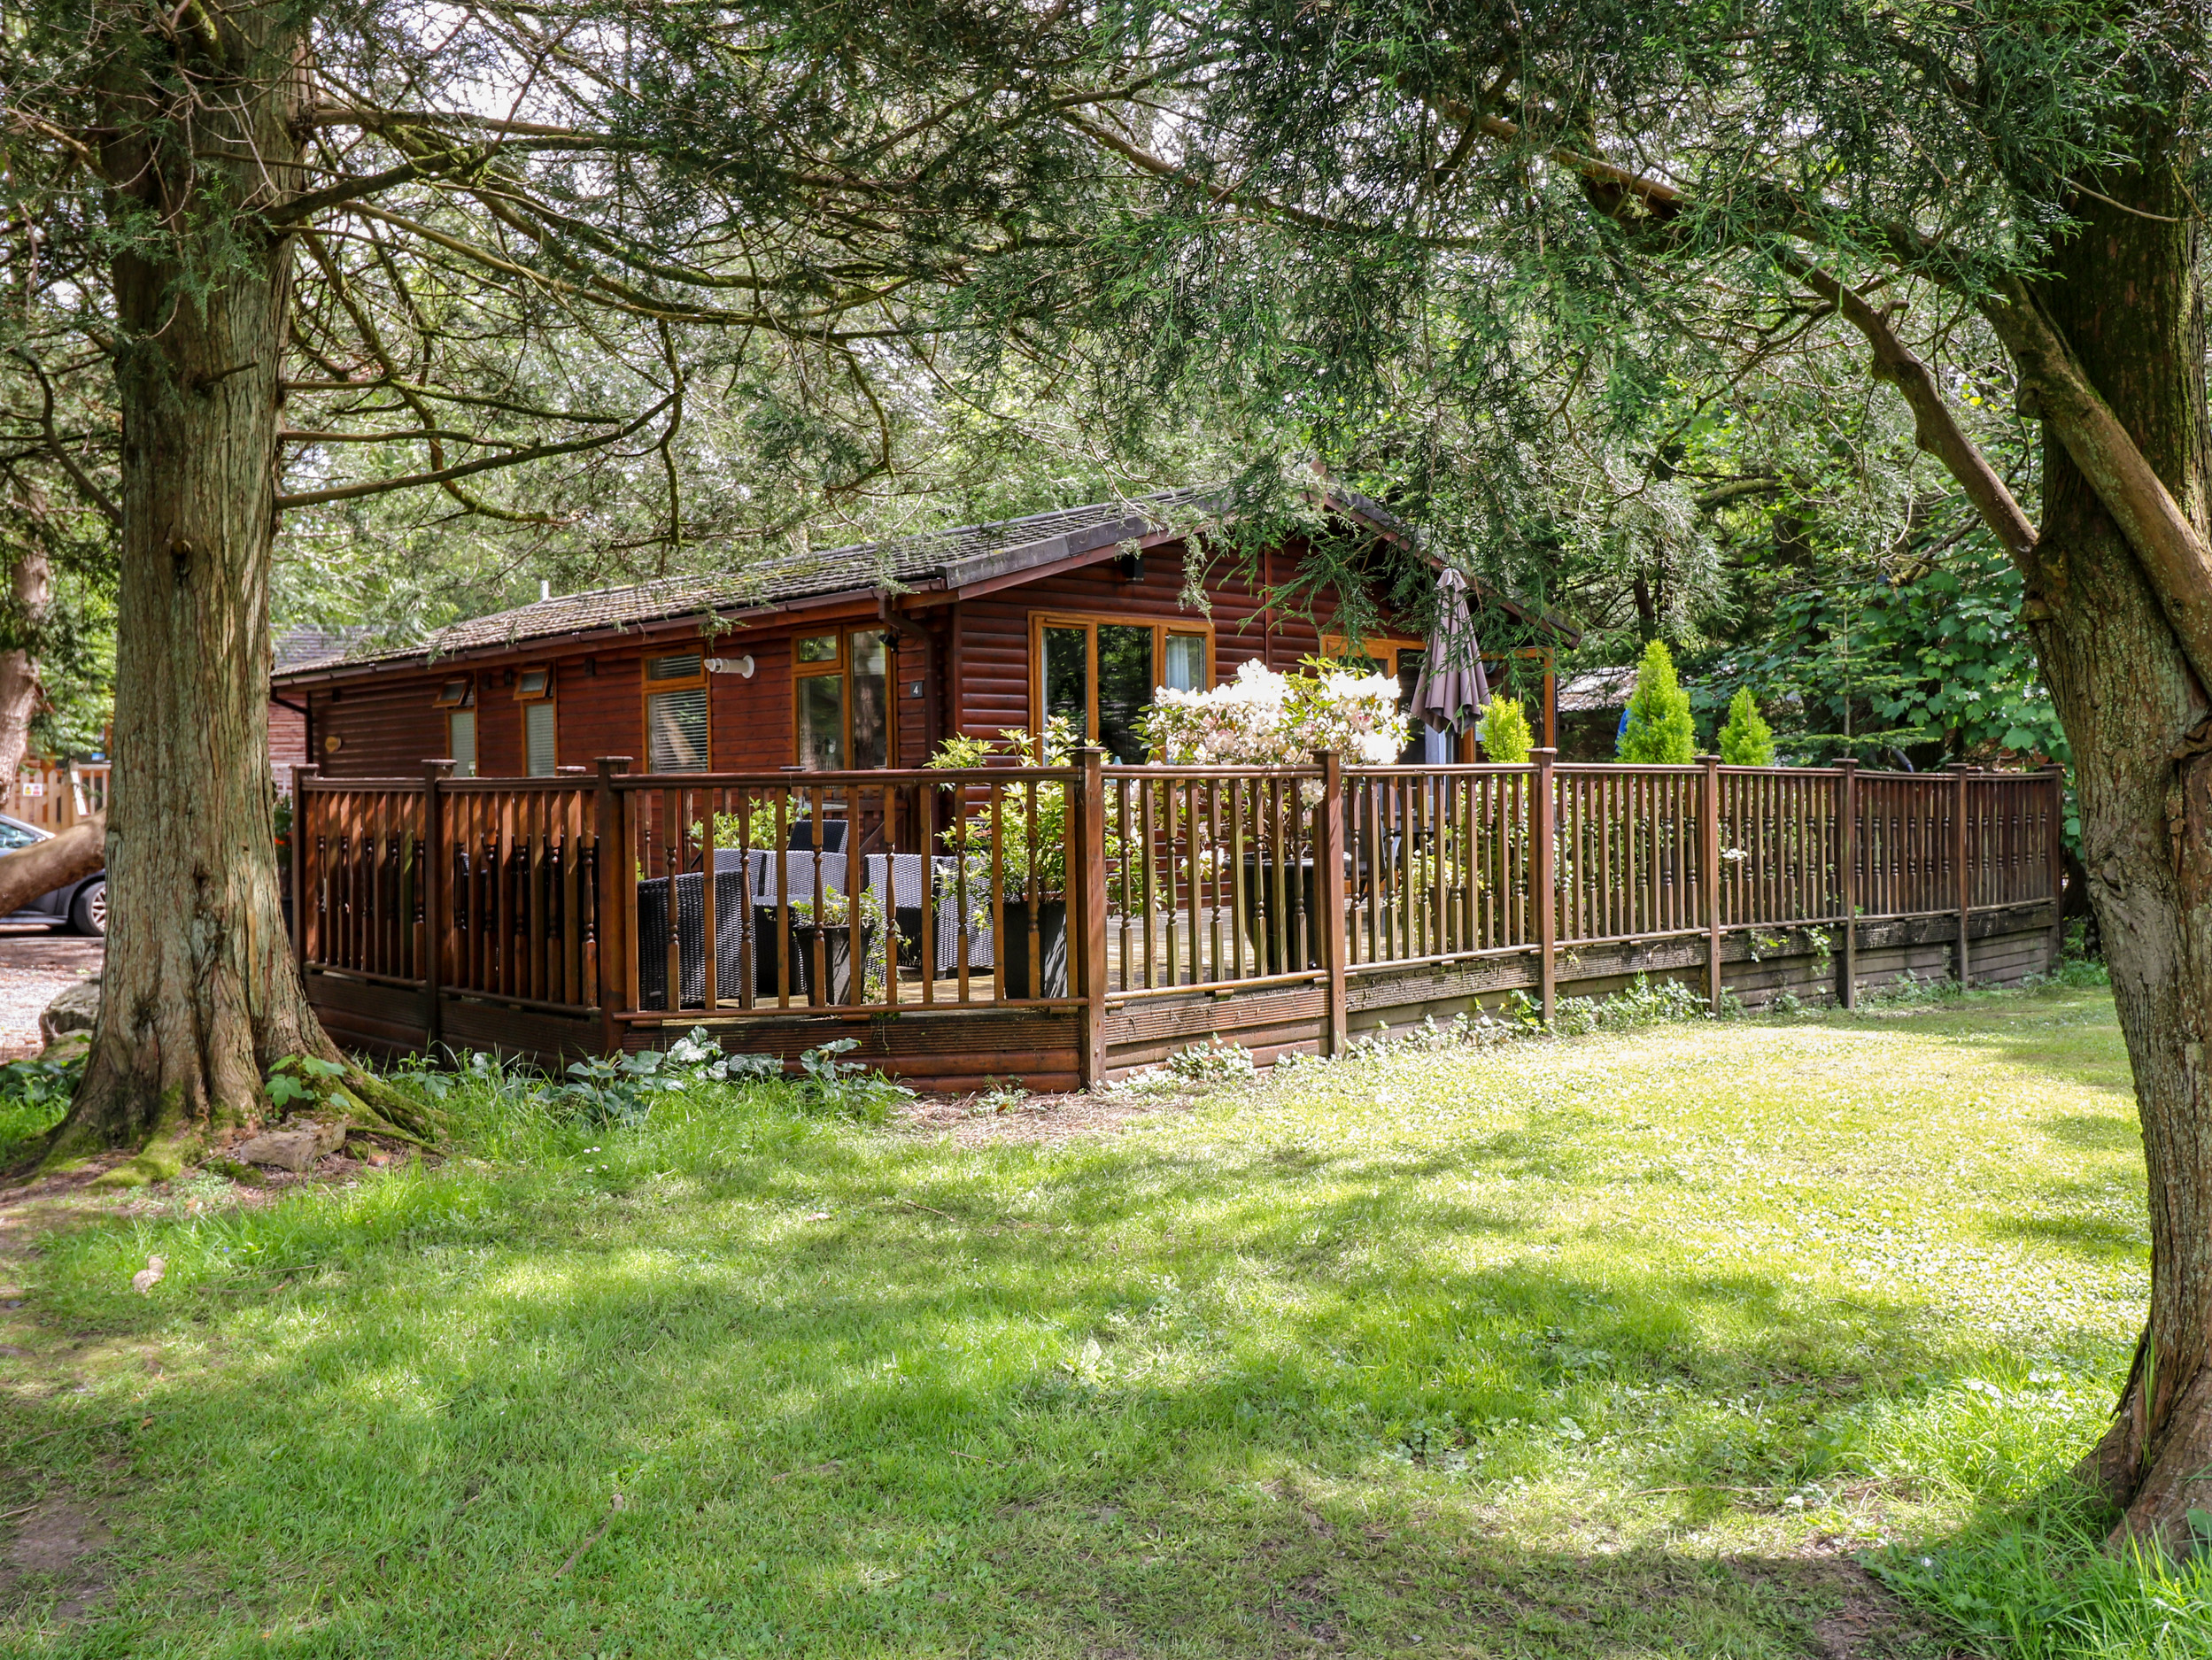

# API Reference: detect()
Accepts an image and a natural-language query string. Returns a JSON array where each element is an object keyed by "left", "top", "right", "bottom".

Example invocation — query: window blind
[
  {"left": 647, "top": 685, "right": 708, "bottom": 771},
  {"left": 524, "top": 700, "right": 556, "bottom": 776}
]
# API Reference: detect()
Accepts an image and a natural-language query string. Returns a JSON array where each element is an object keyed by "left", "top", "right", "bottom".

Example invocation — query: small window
[
  {"left": 524, "top": 700, "right": 557, "bottom": 776},
  {"left": 796, "top": 634, "right": 839, "bottom": 665},
  {"left": 0, "top": 820, "right": 43, "bottom": 851},
  {"left": 514, "top": 665, "right": 553, "bottom": 701},
  {"left": 1164, "top": 632, "right": 1208, "bottom": 691},
  {"left": 643, "top": 652, "right": 709, "bottom": 771},
  {"left": 431, "top": 676, "right": 473, "bottom": 711},
  {"left": 448, "top": 709, "right": 477, "bottom": 777}
]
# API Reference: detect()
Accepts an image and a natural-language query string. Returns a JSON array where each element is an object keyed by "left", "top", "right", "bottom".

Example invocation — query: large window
[
  {"left": 515, "top": 665, "right": 557, "bottom": 776},
  {"left": 792, "top": 628, "right": 889, "bottom": 769},
  {"left": 1033, "top": 615, "right": 1212, "bottom": 762},
  {"left": 644, "top": 652, "right": 709, "bottom": 771}
]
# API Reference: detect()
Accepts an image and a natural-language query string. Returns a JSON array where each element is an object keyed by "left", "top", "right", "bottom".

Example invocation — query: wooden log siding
[{"left": 290, "top": 760, "right": 2066, "bottom": 1083}]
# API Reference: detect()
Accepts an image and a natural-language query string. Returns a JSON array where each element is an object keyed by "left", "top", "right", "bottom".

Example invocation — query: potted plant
[
  {"left": 780, "top": 884, "right": 888, "bottom": 1007},
  {"left": 927, "top": 721, "right": 1074, "bottom": 996}
]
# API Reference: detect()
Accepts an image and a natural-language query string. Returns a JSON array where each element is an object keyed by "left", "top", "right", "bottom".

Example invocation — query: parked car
[{"left": 0, "top": 814, "right": 106, "bottom": 935}]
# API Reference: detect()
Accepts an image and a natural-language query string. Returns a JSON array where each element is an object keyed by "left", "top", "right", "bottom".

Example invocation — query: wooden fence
[
  {"left": 289, "top": 751, "right": 2066, "bottom": 1091},
  {"left": 4, "top": 759, "right": 109, "bottom": 830}
]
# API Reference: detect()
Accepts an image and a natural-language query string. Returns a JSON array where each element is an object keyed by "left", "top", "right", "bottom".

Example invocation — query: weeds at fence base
[{"left": 386, "top": 1029, "right": 911, "bottom": 1151}]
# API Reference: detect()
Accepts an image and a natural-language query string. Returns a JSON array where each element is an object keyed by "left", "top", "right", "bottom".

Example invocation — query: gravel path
[{"left": 0, "top": 928, "right": 100, "bottom": 1061}]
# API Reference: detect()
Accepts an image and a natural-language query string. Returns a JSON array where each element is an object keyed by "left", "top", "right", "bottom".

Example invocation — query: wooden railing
[
  {"left": 1095, "top": 754, "right": 2061, "bottom": 1007},
  {"left": 611, "top": 764, "right": 1086, "bottom": 1018},
  {"left": 288, "top": 752, "right": 2064, "bottom": 1077}
]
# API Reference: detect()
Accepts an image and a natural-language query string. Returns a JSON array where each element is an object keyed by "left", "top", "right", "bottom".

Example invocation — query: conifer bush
[
  {"left": 1718, "top": 687, "right": 1778, "bottom": 766},
  {"left": 1481, "top": 696, "right": 1533, "bottom": 763},
  {"left": 1617, "top": 641, "right": 1697, "bottom": 764}
]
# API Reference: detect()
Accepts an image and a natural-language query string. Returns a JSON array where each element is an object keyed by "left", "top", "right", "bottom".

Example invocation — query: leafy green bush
[
  {"left": 1481, "top": 695, "right": 1533, "bottom": 763},
  {"left": 0, "top": 1050, "right": 83, "bottom": 1163},
  {"left": 1717, "top": 686, "right": 1776, "bottom": 766},
  {"left": 1618, "top": 640, "right": 1697, "bottom": 763}
]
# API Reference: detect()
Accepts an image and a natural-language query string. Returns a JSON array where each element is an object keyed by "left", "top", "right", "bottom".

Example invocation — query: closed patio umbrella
[{"left": 1410, "top": 567, "right": 1489, "bottom": 734}]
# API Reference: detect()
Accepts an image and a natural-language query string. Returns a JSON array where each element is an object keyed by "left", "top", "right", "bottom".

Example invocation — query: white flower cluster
[{"left": 1141, "top": 660, "right": 1406, "bottom": 768}]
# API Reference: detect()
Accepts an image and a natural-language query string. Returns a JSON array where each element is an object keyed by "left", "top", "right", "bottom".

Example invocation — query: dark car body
[{"left": 0, "top": 814, "right": 106, "bottom": 935}]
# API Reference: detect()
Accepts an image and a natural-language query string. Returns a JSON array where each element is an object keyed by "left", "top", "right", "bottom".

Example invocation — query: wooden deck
[{"left": 290, "top": 753, "right": 2068, "bottom": 1091}]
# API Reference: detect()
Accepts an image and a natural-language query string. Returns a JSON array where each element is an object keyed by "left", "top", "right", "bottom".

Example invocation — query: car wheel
[{"left": 69, "top": 878, "right": 105, "bottom": 938}]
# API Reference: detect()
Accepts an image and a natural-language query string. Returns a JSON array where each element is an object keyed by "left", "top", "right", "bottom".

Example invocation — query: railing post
[
  {"left": 289, "top": 765, "right": 317, "bottom": 971},
  {"left": 1699, "top": 753, "right": 1721, "bottom": 1015},
  {"left": 420, "top": 760, "right": 455, "bottom": 1052},
  {"left": 1950, "top": 761, "right": 1971, "bottom": 987},
  {"left": 594, "top": 757, "right": 633, "bottom": 1058},
  {"left": 1837, "top": 757, "right": 1859, "bottom": 1009},
  {"left": 1316, "top": 750, "right": 1348, "bottom": 1055},
  {"left": 1076, "top": 746, "right": 1110, "bottom": 1088},
  {"left": 2042, "top": 762, "right": 2068, "bottom": 972},
  {"left": 1533, "top": 746, "right": 1558, "bottom": 1025}
]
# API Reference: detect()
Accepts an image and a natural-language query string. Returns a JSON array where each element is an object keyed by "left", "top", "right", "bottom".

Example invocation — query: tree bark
[
  {"left": 40, "top": 6, "right": 348, "bottom": 1184},
  {"left": 0, "top": 547, "right": 52, "bottom": 789},
  {"left": 2018, "top": 158, "right": 2212, "bottom": 1553}
]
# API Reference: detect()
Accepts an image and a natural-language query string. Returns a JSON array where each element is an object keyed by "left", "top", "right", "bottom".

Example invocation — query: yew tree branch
[
  {"left": 1980, "top": 277, "right": 2212, "bottom": 691},
  {"left": 1777, "top": 250, "right": 2038, "bottom": 560},
  {"left": 274, "top": 390, "right": 675, "bottom": 509}
]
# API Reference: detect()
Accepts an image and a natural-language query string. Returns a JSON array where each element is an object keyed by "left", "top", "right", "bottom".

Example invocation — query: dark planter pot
[
  {"left": 998, "top": 898, "right": 1068, "bottom": 999},
  {"left": 786, "top": 923, "right": 878, "bottom": 1007},
  {"left": 1239, "top": 857, "right": 1321, "bottom": 974}
]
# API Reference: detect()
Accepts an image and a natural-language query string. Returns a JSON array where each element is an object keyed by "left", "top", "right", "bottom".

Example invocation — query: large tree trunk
[
  {"left": 40, "top": 6, "right": 341, "bottom": 1184},
  {"left": 2026, "top": 159, "right": 2212, "bottom": 1551}
]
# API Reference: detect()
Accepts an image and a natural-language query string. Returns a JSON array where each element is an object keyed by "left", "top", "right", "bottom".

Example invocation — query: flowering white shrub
[{"left": 1140, "top": 660, "right": 1406, "bottom": 768}]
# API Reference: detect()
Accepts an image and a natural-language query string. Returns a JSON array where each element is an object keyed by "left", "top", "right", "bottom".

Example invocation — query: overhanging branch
[
  {"left": 274, "top": 390, "right": 676, "bottom": 509},
  {"left": 1777, "top": 250, "right": 2038, "bottom": 561}
]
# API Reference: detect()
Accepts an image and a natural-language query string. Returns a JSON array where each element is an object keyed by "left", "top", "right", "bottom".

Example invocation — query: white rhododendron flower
[{"left": 1141, "top": 660, "right": 1409, "bottom": 768}]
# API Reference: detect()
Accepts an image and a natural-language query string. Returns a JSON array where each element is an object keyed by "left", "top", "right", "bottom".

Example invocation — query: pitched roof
[
  {"left": 272, "top": 484, "right": 1574, "bottom": 682},
  {"left": 273, "top": 624, "right": 375, "bottom": 675},
  {"left": 1557, "top": 666, "right": 1639, "bottom": 711}
]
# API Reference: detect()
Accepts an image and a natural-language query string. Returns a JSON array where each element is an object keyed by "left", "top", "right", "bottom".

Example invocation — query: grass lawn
[{"left": 0, "top": 982, "right": 2198, "bottom": 1658}]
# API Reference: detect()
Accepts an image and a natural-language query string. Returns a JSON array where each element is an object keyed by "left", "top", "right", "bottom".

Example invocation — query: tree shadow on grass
[{"left": 0, "top": 1123, "right": 2076, "bottom": 1656}]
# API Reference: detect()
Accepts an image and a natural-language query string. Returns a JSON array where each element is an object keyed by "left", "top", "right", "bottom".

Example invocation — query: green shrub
[
  {"left": 1617, "top": 640, "right": 1697, "bottom": 763},
  {"left": 1717, "top": 686, "right": 1777, "bottom": 766},
  {"left": 1481, "top": 695, "right": 1533, "bottom": 763}
]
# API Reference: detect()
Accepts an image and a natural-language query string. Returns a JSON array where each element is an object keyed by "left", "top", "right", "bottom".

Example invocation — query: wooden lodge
[
  {"left": 276, "top": 489, "right": 2068, "bottom": 1092},
  {"left": 274, "top": 486, "right": 1566, "bottom": 783}
]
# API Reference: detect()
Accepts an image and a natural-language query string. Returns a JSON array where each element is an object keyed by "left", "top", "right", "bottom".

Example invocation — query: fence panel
[
  {"left": 1717, "top": 767, "right": 1845, "bottom": 928},
  {"left": 1097, "top": 767, "right": 1325, "bottom": 994},
  {"left": 1555, "top": 765, "right": 1705, "bottom": 944},
  {"left": 438, "top": 777, "right": 600, "bottom": 1007},
  {"left": 615, "top": 766, "right": 1081, "bottom": 1016},
  {"left": 297, "top": 778, "right": 427, "bottom": 986}
]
